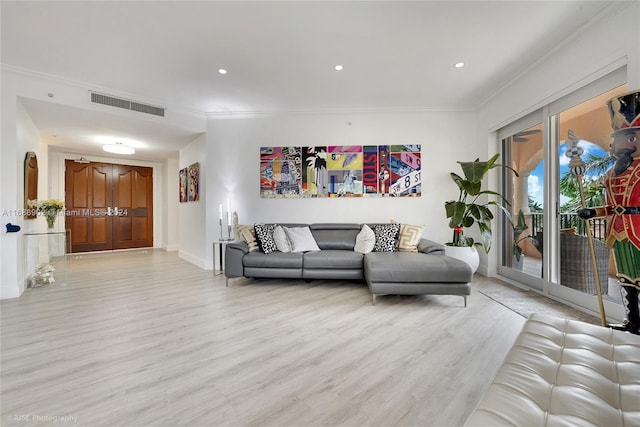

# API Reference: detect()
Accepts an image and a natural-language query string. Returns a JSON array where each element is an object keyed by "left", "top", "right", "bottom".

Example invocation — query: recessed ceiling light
[
  {"left": 102, "top": 142, "right": 135, "bottom": 155},
  {"left": 454, "top": 62, "right": 465, "bottom": 68},
  {"left": 334, "top": 65, "right": 343, "bottom": 71},
  {"left": 218, "top": 68, "right": 228, "bottom": 75}
]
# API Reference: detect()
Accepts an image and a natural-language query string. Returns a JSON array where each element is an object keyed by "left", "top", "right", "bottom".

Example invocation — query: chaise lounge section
[{"left": 225, "top": 223, "right": 473, "bottom": 305}]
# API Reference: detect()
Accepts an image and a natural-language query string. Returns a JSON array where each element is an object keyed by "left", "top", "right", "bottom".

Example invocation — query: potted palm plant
[{"left": 444, "top": 154, "right": 516, "bottom": 271}]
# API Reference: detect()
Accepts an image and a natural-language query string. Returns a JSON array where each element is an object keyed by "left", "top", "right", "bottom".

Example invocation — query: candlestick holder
[{"left": 219, "top": 218, "right": 224, "bottom": 240}]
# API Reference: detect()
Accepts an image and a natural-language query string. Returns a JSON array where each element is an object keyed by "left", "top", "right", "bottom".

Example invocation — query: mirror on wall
[{"left": 24, "top": 151, "right": 38, "bottom": 219}]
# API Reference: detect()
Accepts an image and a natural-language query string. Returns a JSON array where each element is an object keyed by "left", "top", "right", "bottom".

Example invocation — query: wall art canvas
[
  {"left": 260, "top": 145, "right": 420, "bottom": 198},
  {"left": 260, "top": 147, "right": 302, "bottom": 198},
  {"left": 179, "top": 167, "right": 188, "bottom": 202},
  {"left": 188, "top": 162, "right": 200, "bottom": 202},
  {"left": 302, "top": 146, "right": 328, "bottom": 196}
]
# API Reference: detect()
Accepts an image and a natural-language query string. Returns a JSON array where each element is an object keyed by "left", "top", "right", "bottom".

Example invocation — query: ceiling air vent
[{"left": 90, "top": 92, "right": 165, "bottom": 117}]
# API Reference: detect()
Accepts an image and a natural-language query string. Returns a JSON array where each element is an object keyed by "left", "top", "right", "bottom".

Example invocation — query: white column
[{"left": 514, "top": 171, "right": 531, "bottom": 214}]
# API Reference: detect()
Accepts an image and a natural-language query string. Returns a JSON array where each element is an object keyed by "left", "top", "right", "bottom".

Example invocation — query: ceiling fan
[{"left": 513, "top": 129, "right": 541, "bottom": 142}]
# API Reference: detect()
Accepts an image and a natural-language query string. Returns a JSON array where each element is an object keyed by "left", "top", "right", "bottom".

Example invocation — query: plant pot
[
  {"left": 444, "top": 245, "right": 479, "bottom": 273},
  {"left": 46, "top": 214, "right": 56, "bottom": 230},
  {"left": 513, "top": 255, "right": 524, "bottom": 271}
]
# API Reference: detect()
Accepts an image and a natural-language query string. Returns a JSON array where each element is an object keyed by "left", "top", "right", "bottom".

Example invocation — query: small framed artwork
[
  {"left": 188, "top": 162, "right": 200, "bottom": 202},
  {"left": 179, "top": 168, "right": 188, "bottom": 202}
]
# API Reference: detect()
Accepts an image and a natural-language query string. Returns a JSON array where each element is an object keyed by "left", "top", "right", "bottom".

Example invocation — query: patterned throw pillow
[
  {"left": 273, "top": 225, "right": 291, "bottom": 253},
  {"left": 373, "top": 224, "right": 400, "bottom": 252},
  {"left": 236, "top": 224, "right": 259, "bottom": 252},
  {"left": 398, "top": 224, "right": 425, "bottom": 252},
  {"left": 254, "top": 224, "right": 278, "bottom": 254},
  {"left": 354, "top": 224, "right": 375, "bottom": 254}
]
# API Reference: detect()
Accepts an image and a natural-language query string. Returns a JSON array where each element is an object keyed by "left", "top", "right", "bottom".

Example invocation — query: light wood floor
[{"left": 1, "top": 249, "right": 532, "bottom": 427}]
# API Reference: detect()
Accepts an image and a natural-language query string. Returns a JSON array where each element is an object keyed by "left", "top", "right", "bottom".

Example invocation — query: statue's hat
[{"left": 607, "top": 89, "right": 640, "bottom": 135}]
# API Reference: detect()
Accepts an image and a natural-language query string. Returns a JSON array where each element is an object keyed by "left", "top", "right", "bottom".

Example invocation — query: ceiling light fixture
[
  {"left": 102, "top": 142, "right": 135, "bottom": 155},
  {"left": 218, "top": 68, "right": 228, "bottom": 75},
  {"left": 334, "top": 65, "right": 343, "bottom": 71},
  {"left": 454, "top": 62, "right": 465, "bottom": 68}
]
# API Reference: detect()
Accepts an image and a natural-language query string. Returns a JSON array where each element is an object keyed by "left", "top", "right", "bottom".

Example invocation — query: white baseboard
[
  {"left": 178, "top": 250, "right": 206, "bottom": 269},
  {"left": 162, "top": 243, "right": 178, "bottom": 252}
]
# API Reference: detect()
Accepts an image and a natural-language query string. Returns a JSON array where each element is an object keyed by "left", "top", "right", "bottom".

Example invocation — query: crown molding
[{"left": 205, "top": 105, "right": 475, "bottom": 118}]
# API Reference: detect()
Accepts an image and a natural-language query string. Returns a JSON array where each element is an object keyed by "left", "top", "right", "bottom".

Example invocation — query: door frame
[{"left": 49, "top": 150, "right": 161, "bottom": 252}]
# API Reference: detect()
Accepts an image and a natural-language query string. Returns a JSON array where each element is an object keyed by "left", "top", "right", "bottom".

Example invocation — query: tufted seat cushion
[{"left": 465, "top": 313, "right": 640, "bottom": 427}]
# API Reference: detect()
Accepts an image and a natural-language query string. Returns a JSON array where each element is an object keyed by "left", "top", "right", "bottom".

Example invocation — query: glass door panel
[
  {"left": 554, "top": 85, "right": 628, "bottom": 306},
  {"left": 500, "top": 122, "right": 544, "bottom": 285}
]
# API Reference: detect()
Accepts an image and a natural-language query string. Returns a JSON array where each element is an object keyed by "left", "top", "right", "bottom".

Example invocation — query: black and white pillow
[
  {"left": 254, "top": 223, "right": 277, "bottom": 254},
  {"left": 373, "top": 224, "right": 400, "bottom": 252}
]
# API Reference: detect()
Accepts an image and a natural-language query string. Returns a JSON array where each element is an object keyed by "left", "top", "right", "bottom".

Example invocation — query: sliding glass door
[
  {"left": 499, "top": 68, "right": 628, "bottom": 320},
  {"left": 553, "top": 87, "right": 624, "bottom": 307},
  {"left": 500, "top": 120, "right": 544, "bottom": 289}
]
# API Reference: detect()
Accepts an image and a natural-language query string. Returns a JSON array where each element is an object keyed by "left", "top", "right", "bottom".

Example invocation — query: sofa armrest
[
  {"left": 225, "top": 242, "right": 249, "bottom": 277},
  {"left": 227, "top": 241, "right": 249, "bottom": 253},
  {"left": 417, "top": 238, "right": 445, "bottom": 255}
]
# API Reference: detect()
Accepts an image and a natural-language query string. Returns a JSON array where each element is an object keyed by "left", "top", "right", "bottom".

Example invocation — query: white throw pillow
[
  {"left": 283, "top": 226, "right": 320, "bottom": 253},
  {"left": 354, "top": 224, "right": 375, "bottom": 254},
  {"left": 273, "top": 225, "right": 291, "bottom": 253}
]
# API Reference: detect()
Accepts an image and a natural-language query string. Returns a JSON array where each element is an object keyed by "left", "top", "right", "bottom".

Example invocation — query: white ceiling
[{"left": 1, "top": 1, "right": 620, "bottom": 161}]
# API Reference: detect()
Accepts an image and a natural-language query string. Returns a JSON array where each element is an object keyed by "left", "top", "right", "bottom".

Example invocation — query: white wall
[
  {"left": 164, "top": 157, "right": 179, "bottom": 251},
  {"left": 178, "top": 134, "right": 207, "bottom": 268},
  {"left": 480, "top": 2, "right": 639, "bottom": 133},
  {"left": 477, "top": 1, "right": 640, "bottom": 276},
  {"left": 0, "top": 98, "right": 40, "bottom": 298},
  {"left": 204, "top": 110, "right": 478, "bottom": 257}
]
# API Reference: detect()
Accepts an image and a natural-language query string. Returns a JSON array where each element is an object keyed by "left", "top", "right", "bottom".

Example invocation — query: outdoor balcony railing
[{"left": 528, "top": 212, "right": 607, "bottom": 241}]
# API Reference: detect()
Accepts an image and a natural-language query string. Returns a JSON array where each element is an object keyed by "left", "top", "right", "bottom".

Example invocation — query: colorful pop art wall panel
[{"left": 260, "top": 145, "right": 421, "bottom": 198}]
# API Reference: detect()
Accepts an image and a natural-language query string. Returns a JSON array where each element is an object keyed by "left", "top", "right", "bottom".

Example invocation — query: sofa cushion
[
  {"left": 273, "top": 225, "right": 291, "bottom": 253},
  {"left": 304, "top": 250, "right": 364, "bottom": 269},
  {"left": 243, "top": 251, "right": 303, "bottom": 269},
  {"left": 354, "top": 224, "right": 375, "bottom": 254},
  {"left": 309, "top": 223, "right": 360, "bottom": 250},
  {"left": 373, "top": 223, "right": 400, "bottom": 252},
  {"left": 284, "top": 226, "right": 320, "bottom": 252},
  {"left": 398, "top": 224, "right": 425, "bottom": 252},
  {"left": 364, "top": 252, "right": 472, "bottom": 283}
]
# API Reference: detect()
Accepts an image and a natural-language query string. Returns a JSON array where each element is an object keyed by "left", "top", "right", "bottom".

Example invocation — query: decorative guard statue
[{"left": 578, "top": 89, "right": 640, "bottom": 335}]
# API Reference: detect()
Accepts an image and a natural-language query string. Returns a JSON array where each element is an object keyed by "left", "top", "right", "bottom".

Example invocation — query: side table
[{"left": 213, "top": 239, "right": 234, "bottom": 277}]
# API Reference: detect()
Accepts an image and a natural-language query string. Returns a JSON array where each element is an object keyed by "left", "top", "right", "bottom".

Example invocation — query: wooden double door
[{"left": 65, "top": 161, "right": 153, "bottom": 253}]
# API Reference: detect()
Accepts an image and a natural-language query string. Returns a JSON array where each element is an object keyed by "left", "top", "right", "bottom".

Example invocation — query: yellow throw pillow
[
  {"left": 398, "top": 224, "right": 425, "bottom": 252},
  {"left": 237, "top": 224, "right": 259, "bottom": 252}
]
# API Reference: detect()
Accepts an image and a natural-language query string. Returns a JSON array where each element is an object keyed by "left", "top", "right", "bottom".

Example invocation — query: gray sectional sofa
[{"left": 225, "top": 223, "right": 473, "bottom": 305}]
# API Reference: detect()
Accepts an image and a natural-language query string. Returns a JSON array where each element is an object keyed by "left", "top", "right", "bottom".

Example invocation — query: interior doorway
[{"left": 65, "top": 160, "right": 153, "bottom": 252}]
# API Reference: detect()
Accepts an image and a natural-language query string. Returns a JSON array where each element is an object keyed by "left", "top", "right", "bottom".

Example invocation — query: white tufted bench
[{"left": 465, "top": 313, "right": 640, "bottom": 427}]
